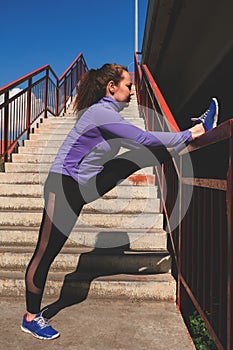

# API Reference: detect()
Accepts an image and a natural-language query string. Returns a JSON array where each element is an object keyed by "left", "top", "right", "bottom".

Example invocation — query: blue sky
[{"left": 0, "top": 0, "right": 148, "bottom": 87}]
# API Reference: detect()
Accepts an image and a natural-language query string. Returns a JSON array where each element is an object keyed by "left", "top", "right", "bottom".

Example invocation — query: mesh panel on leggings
[{"left": 25, "top": 192, "right": 55, "bottom": 294}]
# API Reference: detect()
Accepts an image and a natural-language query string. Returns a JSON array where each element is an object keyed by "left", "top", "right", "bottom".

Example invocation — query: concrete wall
[{"left": 142, "top": 0, "right": 233, "bottom": 128}]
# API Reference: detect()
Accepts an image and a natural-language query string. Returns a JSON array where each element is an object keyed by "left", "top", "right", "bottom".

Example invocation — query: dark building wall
[{"left": 142, "top": 0, "right": 233, "bottom": 129}]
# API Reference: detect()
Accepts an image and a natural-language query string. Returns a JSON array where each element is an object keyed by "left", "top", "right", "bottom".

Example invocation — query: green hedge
[{"left": 189, "top": 311, "right": 217, "bottom": 350}]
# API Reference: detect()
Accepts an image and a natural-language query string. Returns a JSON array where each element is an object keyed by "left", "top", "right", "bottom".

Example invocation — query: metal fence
[{"left": 135, "top": 52, "right": 233, "bottom": 350}]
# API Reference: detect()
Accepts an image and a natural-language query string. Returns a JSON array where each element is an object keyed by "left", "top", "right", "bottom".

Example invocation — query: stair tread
[
  {"left": 0, "top": 225, "right": 165, "bottom": 233},
  {"left": 0, "top": 269, "right": 174, "bottom": 283},
  {"left": 0, "top": 210, "right": 161, "bottom": 215},
  {"left": 0, "top": 226, "right": 168, "bottom": 251},
  {"left": 0, "top": 245, "right": 169, "bottom": 255}
]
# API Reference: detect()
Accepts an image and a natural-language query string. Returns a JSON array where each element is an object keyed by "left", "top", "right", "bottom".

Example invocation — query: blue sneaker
[
  {"left": 191, "top": 97, "right": 219, "bottom": 131},
  {"left": 21, "top": 311, "right": 60, "bottom": 340}
]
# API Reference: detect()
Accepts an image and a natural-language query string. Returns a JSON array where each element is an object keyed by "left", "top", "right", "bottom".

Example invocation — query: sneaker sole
[
  {"left": 212, "top": 97, "right": 219, "bottom": 128},
  {"left": 21, "top": 325, "right": 60, "bottom": 340}
]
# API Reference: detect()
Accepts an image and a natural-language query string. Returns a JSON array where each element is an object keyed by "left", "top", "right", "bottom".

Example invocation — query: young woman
[{"left": 21, "top": 63, "right": 218, "bottom": 340}]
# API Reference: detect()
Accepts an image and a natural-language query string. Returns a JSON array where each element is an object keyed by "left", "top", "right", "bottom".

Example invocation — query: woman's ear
[{"left": 106, "top": 80, "right": 116, "bottom": 96}]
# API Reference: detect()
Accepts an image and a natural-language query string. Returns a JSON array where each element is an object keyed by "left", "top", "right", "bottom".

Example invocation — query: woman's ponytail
[{"left": 74, "top": 63, "right": 127, "bottom": 118}]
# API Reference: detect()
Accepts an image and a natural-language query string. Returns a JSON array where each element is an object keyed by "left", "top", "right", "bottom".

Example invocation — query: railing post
[
  {"left": 3, "top": 91, "right": 9, "bottom": 162},
  {"left": 56, "top": 80, "right": 59, "bottom": 116},
  {"left": 227, "top": 121, "right": 233, "bottom": 350},
  {"left": 26, "top": 78, "right": 32, "bottom": 139},
  {"left": 44, "top": 69, "right": 49, "bottom": 119},
  {"left": 76, "top": 60, "right": 79, "bottom": 90},
  {"left": 177, "top": 155, "right": 183, "bottom": 311},
  {"left": 70, "top": 69, "right": 73, "bottom": 102},
  {"left": 63, "top": 76, "right": 67, "bottom": 114}
]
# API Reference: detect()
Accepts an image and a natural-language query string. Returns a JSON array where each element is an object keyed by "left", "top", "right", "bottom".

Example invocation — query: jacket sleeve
[{"left": 95, "top": 109, "right": 191, "bottom": 148}]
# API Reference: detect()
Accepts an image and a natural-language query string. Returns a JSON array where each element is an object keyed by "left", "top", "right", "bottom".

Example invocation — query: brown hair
[{"left": 74, "top": 63, "right": 127, "bottom": 117}]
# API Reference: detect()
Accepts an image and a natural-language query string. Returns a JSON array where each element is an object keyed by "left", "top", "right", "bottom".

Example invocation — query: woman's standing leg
[{"left": 22, "top": 173, "right": 85, "bottom": 339}]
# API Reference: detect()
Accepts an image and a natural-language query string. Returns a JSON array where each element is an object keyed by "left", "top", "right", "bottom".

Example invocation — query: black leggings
[{"left": 25, "top": 147, "right": 170, "bottom": 313}]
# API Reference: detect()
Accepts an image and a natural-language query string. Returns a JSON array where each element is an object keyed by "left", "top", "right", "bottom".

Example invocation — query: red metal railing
[
  {"left": 0, "top": 53, "right": 87, "bottom": 162},
  {"left": 134, "top": 52, "right": 233, "bottom": 350}
]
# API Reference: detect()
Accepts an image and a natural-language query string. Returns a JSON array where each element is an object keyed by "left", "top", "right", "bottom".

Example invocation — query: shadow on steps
[{"left": 42, "top": 231, "right": 171, "bottom": 319}]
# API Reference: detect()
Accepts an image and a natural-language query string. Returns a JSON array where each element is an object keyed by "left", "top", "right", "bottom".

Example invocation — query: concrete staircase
[{"left": 0, "top": 92, "right": 176, "bottom": 301}]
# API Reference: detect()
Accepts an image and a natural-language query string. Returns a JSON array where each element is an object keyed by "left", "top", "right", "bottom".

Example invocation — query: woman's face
[{"left": 107, "top": 70, "right": 133, "bottom": 104}]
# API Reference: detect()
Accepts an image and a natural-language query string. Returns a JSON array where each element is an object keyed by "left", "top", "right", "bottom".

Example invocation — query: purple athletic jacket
[{"left": 50, "top": 96, "right": 191, "bottom": 184}]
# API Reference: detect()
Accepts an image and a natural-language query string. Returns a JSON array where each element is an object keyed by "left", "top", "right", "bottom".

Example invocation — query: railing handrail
[
  {"left": 0, "top": 52, "right": 87, "bottom": 94},
  {"left": 58, "top": 52, "right": 83, "bottom": 82},
  {"left": 0, "top": 64, "right": 50, "bottom": 93},
  {"left": 182, "top": 118, "right": 232, "bottom": 153},
  {"left": 141, "top": 64, "right": 180, "bottom": 133}
]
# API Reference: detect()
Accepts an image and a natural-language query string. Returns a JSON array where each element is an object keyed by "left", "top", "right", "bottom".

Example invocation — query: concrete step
[
  {"left": 0, "top": 172, "right": 155, "bottom": 186},
  {"left": 34, "top": 127, "right": 74, "bottom": 134},
  {"left": 0, "top": 211, "right": 163, "bottom": 229},
  {"left": 0, "top": 196, "right": 160, "bottom": 213},
  {"left": 38, "top": 118, "right": 144, "bottom": 126},
  {"left": 4, "top": 161, "right": 154, "bottom": 175},
  {"left": 19, "top": 146, "right": 157, "bottom": 158},
  {"left": 11, "top": 153, "right": 55, "bottom": 163},
  {"left": 29, "top": 133, "right": 67, "bottom": 140},
  {"left": 33, "top": 124, "right": 145, "bottom": 135},
  {"left": 23, "top": 139, "right": 63, "bottom": 147},
  {"left": 122, "top": 115, "right": 142, "bottom": 120},
  {"left": 4, "top": 162, "right": 52, "bottom": 172},
  {"left": 14, "top": 149, "right": 157, "bottom": 164},
  {"left": 18, "top": 146, "right": 61, "bottom": 154},
  {"left": 33, "top": 126, "right": 146, "bottom": 137},
  {"left": 39, "top": 117, "right": 76, "bottom": 124},
  {"left": 37, "top": 120, "right": 145, "bottom": 130},
  {"left": 0, "top": 227, "right": 168, "bottom": 250},
  {"left": 18, "top": 144, "right": 137, "bottom": 157},
  {"left": 42, "top": 116, "right": 144, "bottom": 125},
  {"left": 0, "top": 183, "right": 158, "bottom": 199},
  {"left": 0, "top": 172, "right": 41, "bottom": 184},
  {"left": 37, "top": 122, "right": 75, "bottom": 129},
  {"left": 121, "top": 112, "right": 141, "bottom": 116},
  {"left": 14, "top": 150, "right": 148, "bottom": 163},
  {"left": 29, "top": 127, "right": 148, "bottom": 142},
  {"left": 0, "top": 183, "right": 44, "bottom": 196},
  {"left": 0, "top": 270, "right": 176, "bottom": 301},
  {"left": 0, "top": 246, "right": 171, "bottom": 274}
]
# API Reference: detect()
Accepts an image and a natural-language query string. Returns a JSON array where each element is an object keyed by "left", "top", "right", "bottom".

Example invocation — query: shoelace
[
  {"left": 34, "top": 315, "right": 49, "bottom": 329},
  {"left": 191, "top": 109, "right": 210, "bottom": 122}
]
